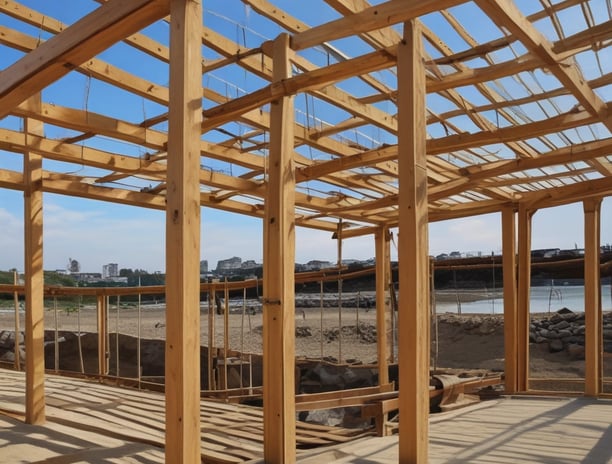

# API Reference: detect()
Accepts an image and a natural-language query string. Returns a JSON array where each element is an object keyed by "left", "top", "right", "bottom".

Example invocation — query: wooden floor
[
  {"left": 0, "top": 369, "right": 371, "bottom": 463},
  {"left": 1, "top": 369, "right": 611, "bottom": 463},
  {"left": 296, "top": 396, "right": 612, "bottom": 463}
]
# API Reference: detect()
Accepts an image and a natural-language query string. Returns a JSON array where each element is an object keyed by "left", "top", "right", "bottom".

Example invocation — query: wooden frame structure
[{"left": 1, "top": 0, "right": 611, "bottom": 462}]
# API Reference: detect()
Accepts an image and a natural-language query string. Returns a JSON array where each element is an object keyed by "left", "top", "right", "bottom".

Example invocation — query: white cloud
[
  {"left": 0, "top": 208, "right": 24, "bottom": 270},
  {"left": 429, "top": 215, "right": 502, "bottom": 256}
]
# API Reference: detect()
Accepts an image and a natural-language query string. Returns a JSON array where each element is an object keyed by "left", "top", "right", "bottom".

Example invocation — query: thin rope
[
  {"left": 137, "top": 278, "right": 142, "bottom": 388},
  {"left": 320, "top": 280, "right": 324, "bottom": 360},
  {"left": 208, "top": 287, "right": 215, "bottom": 390},
  {"left": 54, "top": 296, "right": 59, "bottom": 372},
  {"left": 77, "top": 295, "right": 85, "bottom": 374},
  {"left": 115, "top": 296, "right": 120, "bottom": 377},
  {"left": 240, "top": 287, "right": 246, "bottom": 389},
  {"left": 224, "top": 279, "right": 229, "bottom": 389},
  {"left": 13, "top": 271, "right": 20, "bottom": 371}
]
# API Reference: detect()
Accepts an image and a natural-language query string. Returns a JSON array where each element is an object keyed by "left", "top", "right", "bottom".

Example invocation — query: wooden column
[
  {"left": 263, "top": 32, "right": 296, "bottom": 463},
  {"left": 375, "top": 226, "right": 390, "bottom": 385},
  {"left": 584, "top": 198, "right": 602, "bottom": 396},
  {"left": 516, "top": 205, "right": 534, "bottom": 392},
  {"left": 502, "top": 207, "right": 518, "bottom": 393},
  {"left": 23, "top": 94, "right": 45, "bottom": 425},
  {"left": 165, "top": 0, "right": 202, "bottom": 462},
  {"left": 97, "top": 295, "right": 108, "bottom": 376},
  {"left": 397, "top": 20, "right": 429, "bottom": 463}
]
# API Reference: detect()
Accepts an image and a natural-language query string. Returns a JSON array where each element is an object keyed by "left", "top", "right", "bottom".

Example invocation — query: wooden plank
[
  {"left": 295, "top": 384, "right": 395, "bottom": 411},
  {"left": 516, "top": 205, "right": 533, "bottom": 392},
  {"left": 262, "top": 33, "right": 297, "bottom": 463},
  {"left": 583, "top": 198, "right": 602, "bottom": 396},
  {"left": 295, "top": 383, "right": 394, "bottom": 404},
  {"left": 291, "top": 0, "right": 463, "bottom": 51},
  {"left": 502, "top": 207, "right": 518, "bottom": 393},
  {"left": 23, "top": 94, "right": 45, "bottom": 425},
  {"left": 397, "top": 20, "right": 429, "bottom": 463},
  {"left": 375, "top": 226, "right": 390, "bottom": 385},
  {"left": 0, "top": 0, "right": 170, "bottom": 119},
  {"left": 164, "top": 0, "right": 203, "bottom": 462}
]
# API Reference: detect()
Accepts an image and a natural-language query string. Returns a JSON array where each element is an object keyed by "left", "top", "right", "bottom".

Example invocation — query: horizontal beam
[
  {"left": 428, "top": 104, "right": 611, "bottom": 155},
  {"left": 0, "top": 0, "right": 170, "bottom": 119},
  {"left": 290, "top": 0, "right": 465, "bottom": 51},
  {"left": 202, "top": 46, "right": 397, "bottom": 130}
]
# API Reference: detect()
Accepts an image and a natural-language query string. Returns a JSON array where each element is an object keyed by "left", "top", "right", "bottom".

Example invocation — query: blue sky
[
  {"left": 1, "top": 1, "right": 611, "bottom": 273},
  {"left": 0, "top": 191, "right": 609, "bottom": 273}
]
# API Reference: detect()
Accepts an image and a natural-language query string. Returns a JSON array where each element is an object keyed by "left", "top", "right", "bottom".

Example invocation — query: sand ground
[{"left": 1, "top": 293, "right": 610, "bottom": 386}]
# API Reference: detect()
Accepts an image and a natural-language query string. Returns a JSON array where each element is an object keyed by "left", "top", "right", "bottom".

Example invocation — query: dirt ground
[{"left": 1, "top": 296, "right": 610, "bottom": 391}]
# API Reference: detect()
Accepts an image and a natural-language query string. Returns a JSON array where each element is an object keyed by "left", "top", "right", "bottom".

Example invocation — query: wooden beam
[
  {"left": 429, "top": 138, "right": 612, "bottom": 202},
  {"left": 291, "top": 0, "right": 463, "bottom": 51},
  {"left": 202, "top": 46, "right": 396, "bottom": 131},
  {"left": 297, "top": 144, "right": 397, "bottom": 181},
  {"left": 428, "top": 104, "right": 611, "bottom": 156},
  {"left": 263, "top": 33, "right": 296, "bottom": 463},
  {"left": 0, "top": 0, "right": 170, "bottom": 119},
  {"left": 427, "top": 53, "right": 540, "bottom": 94},
  {"left": 0, "top": 25, "right": 170, "bottom": 106},
  {"left": 476, "top": 0, "right": 606, "bottom": 117},
  {"left": 583, "top": 198, "right": 602, "bottom": 396},
  {"left": 461, "top": 138, "right": 612, "bottom": 180},
  {"left": 516, "top": 205, "right": 533, "bottom": 392},
  {"left": 23, "top": 95, "right": 45, "bottom": 425},
  {"left": 501, "top": 207, "right": 518, "bottom": 394},
  {"left": 397, "top": 20, "right": 429, "bottom": 463},
  {"left": 523, "top": 175, "right": 612, "bottom": 210},
  {"left": 375, "top": 226, "right": 390, "bottom": 385},
  {"left": 553, "top": 19, "right": 612, "bottom": 57},
  {"left": 164, "top": 0, "right": 202, "bottom": 462}
]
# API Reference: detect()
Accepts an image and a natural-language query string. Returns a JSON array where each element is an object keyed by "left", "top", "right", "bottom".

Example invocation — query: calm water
[{"left": 435, "top": 284, "right": 612, "bottom": 314}]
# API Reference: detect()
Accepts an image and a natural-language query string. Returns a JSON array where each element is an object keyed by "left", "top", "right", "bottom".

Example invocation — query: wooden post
[
  {"left": 502, "top": 207, "right": 518, "bottom": 393},
  {"left": 516, "top": 204, "right": 533, "bottom": 392},
  {"left": 584, "top": 198, "right": 602, "bottom": 396},
  {"left": 263, "top": 32, "right": 296, "bottom": 463},
  {"left": 397, "top": 20, "right": 429, "bottom": 463},
  {"left": 23, "top": 94, "right": 45, "bottom": 425},
  {"left": 375, "top": 226, "right": 390, "bottom": 385},
  {"left": 97, "top": 294, "right": 108, "bottom": 376},
  {"left": 165, "top": 0, "right": 202, "bottom": 462}
]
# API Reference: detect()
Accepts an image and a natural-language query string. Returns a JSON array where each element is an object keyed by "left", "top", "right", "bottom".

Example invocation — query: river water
[{"left": 435, "top": 284, "right": 612, "bottom": 314}]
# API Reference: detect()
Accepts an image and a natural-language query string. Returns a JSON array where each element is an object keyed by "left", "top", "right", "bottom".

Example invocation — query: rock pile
[
  {"left": 294, "top": 295, "right": 375, "bottom": 309},
  {"left": 322, "top": 322, "right": 377, "bottom": 344},
  {"left": 530, "top": 308, "right": 612, "bottom": 357},
  {"left": 438, "top": 313, "right": 504, "bottom": 335},
  {"left": 437, "top": 309, "right": 612, "bottom": 359}
]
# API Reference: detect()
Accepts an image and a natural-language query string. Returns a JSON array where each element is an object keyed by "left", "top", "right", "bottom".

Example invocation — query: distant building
[
  {"left": 241, "top": 260, "right": 259, "bottom": 269},
  {"left": 303, "top": 260, "right": 334, "bottom": 271},
  {"left": 67, "top": 257, "right": 80, "bottom": 273},
  {"left": 102, "top": 263, "right": 119, "bottom": 279},
  {"left": 72, "top": 273, "right": 102, "bottom": 283},
  {"left": 216, "top": 256, "right": 242, "bottom": 273},
  {"left": 200, "top": 260, "right": 208, "bottom": 273},
  {"left": 531, "top": 248, "right": 560, "bottom": 258}
]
